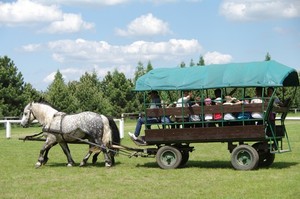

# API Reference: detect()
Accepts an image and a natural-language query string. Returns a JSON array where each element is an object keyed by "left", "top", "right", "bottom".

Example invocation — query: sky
[{"left": 0, "top": 0, "right": 299, "bottom": 91}]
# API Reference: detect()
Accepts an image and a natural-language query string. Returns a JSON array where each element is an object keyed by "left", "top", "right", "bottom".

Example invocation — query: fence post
[
  {"left": 6, "top": 121, "right": 11, "bottom": 139},
  {"left": 120, "top": 115, "right": 124, "bottom": 139}
]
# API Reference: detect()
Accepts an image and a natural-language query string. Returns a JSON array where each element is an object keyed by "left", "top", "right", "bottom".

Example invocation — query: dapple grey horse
[{"left": 20, "top": 102, "right": 120, "bottom": 168}]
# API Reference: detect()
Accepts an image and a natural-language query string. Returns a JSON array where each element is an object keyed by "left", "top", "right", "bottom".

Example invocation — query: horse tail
[
  {"left": 107, "top": 117, "right": 120, "bottom": 146},
  {"left": 100, "top": 115, "right": 112, "bottom": 146}
]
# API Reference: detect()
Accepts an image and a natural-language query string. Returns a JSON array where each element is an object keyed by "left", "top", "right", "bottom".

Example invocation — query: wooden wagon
[{"left": 130, "top": 60, "right": 299, "bottom": 170}]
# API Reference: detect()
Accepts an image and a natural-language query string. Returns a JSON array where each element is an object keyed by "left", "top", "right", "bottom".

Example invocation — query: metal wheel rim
[
  {"left": 236, "top": 150, "right": 253, "bottom": 166},
  {"left": 159, "top": 150, "right": 178, "bottom": 167}
]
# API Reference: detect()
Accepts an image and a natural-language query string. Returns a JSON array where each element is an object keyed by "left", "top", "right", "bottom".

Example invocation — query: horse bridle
[{"left": 26, "top": 104, "right": 36, "bottom": 125}]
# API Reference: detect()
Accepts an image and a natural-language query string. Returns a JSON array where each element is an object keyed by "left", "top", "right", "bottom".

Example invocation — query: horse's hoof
[
  {"left": 105, "top": 162, "right": 112, "bottom": 167},
  {"left": 35, "top": 162, "right": 42, "bottom": 168},
  {"left": 66, "top": 163, "right": 73, "bottom": 167},
  {"left": 79, "top": 162, "right": 86, "bottom": 167}
]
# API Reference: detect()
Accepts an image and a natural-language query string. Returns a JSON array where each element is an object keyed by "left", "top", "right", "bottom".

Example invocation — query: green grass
[
  {"left": 0, "top": 120, "right": 299, "bottom": 199},
  {"left": 287, "top": 111, "right": 300, "bottom": 117}
]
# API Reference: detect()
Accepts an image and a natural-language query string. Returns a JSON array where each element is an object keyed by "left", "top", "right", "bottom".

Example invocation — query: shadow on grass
[
  {"left": 137, "top": 160, "right": 298, "bottom": 170},
  {"left": 40, "top": 158, "right": 298, "bottom": 170},
  {"left": 265, "top": 162, "right": 298, "bottom": 169},
  {"left": 45, "top": 161, "right": 122, "bottom": 168},
  {"left": 138, "top": 160, "right": 232, "bottom": 169}
]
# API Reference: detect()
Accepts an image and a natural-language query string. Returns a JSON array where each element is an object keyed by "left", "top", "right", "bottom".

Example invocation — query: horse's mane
[{"left": 32, "top": 100, "right": 63, "bottom": 113}]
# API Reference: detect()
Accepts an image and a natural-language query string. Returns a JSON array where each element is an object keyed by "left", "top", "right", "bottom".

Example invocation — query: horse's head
[{"left": 20, "top": 102, "right": 35, "bottom": 128}]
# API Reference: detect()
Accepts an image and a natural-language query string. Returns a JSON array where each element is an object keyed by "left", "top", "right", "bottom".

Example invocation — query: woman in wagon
[
  {"left": 250, "top": 87, "right": 264, "bottom": 118},
  {"left": 189, "top": 96, "right": 202, "bottom": 127},
  {"left": 175, "top": 90, "right": 192, "bottom": 127},
  {"left": 204, "top": 97, "right": 214, "bottom": 127},
  {"left": 223, "top": 96, "right": 238, "bottom": 121},
  {"left": 236, "top": 95, "right": 251, "bottom": 121},
  {"left": 128, "top": 91, "right": 171, "bottom": 141},
  {"left": 250, "top": 87, "right": 265, "bottom": 125},
  {"left": 176, "top": 90, "right": 192, "bottom": 107}
]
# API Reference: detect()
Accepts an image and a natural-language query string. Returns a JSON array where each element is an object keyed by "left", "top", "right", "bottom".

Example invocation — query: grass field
[{"left": 0, "top": 119, "right": 299, "bottom": 199}]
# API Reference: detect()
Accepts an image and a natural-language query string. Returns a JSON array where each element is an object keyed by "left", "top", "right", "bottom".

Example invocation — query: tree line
[
  {"left": 0, "top": 55, "right": 299, "bottom": 118},
  {"left": 0, "top": 57, "right": 154, "bottom": 118}
]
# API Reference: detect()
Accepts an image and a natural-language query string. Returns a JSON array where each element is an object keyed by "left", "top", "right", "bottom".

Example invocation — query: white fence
[
  {"left": 1, "top": 116, "right": 299, "bottom": 139},
  {"left": 1, "top": 118, "right": 124, "bottom": 139}
]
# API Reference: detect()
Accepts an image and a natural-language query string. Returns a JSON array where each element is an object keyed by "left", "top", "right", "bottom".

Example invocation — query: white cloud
[
  {"left": 0, "top": 0, "right": 94, "bottom": 33},
  {"left": 36, "top": 0, "right": 200, "bottom": 6},
  {"left": 36, "top": 38, "right": 202, "bottom": 83},
  {"left": 44, "top": 38, "right": 202, "bottom": 64},
  {"left": 43, "top": 64, "right": 133, "bottom": 84},
  {"left": 21, "top": 44, "right": 42, "bottom": 52},
  {"left": 38, "top": 39, "right": 231, "bottom": 86},
  {"left": 141, "top": 0, "right": 202, "bottom": 4},
  {"left": 0, "top": 0, "right": 62, "bottom": 25},
  {"left": 41, "top": 13, "right": 94, "bottom": 34},
  {"left": 27, "top": 38, "right": 202, "bottom": 84},
  {"left": 204, "top": 51, "right": 232, "bottom": 65},
  {"left": 116, "top": 13, "right": 172, "bottom": 36},
  {"left": 43, "top": 67, "right": 86, "bottom": 83},
  {"left": 220, "top": 0, "right": 300, "bottom": 21},
  {"left": 43, "top": 72, "right": 57, "bottom": 83},
  {"left": 34, "top": 0, "right": 130, "bottom": 6}
]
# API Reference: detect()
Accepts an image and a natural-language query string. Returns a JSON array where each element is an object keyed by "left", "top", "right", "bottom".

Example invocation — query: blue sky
[{"left": 1, "top": 0, "right": 299, "bottom": 91}]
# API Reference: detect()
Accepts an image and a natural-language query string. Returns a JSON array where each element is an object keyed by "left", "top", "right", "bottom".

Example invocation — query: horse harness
[{"left": 42, "top": 112, "right": 67, "bottom": 141}]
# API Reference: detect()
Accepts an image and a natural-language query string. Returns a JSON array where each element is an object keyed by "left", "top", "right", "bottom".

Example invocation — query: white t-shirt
[
  {"left": 251, "top": 98, "right": 263, "bottom": 119},
  {"left": 176, "top": 96, "right": 191, "bottom": 107},
  {"left": 190, "top": 104, "right": 201, "bottom": 121}
]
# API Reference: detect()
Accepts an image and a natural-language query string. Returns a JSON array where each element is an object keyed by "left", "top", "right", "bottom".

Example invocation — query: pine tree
[
  {"left": 134, "top": 61, "right": 146, "bottom": 83},
  {"left": 0, "top": 56, "right": 26, "bottom": 116},
  {"left": 101, "top": 70, "right": 134, "bottom": 117},
  {"left": 190, "top": 59, "right": 195, "bottom": 67},
  {"left": 146, "top": 60, "right": 153, "bottom": 72},
  {"left": 265, "top": 52, "right": 271, "bottom": 61},
  {"left": 72, "top": 71, "right": 108, "bottom": 114},
  {"left": 180, "top": 61, "right": 186, "bottom": 68},
  {"left": 197, "top": 56, "right": 205, "bottom": 66},
  {"left": 44, "top": 71, "right": 74, "bottom": 113}
]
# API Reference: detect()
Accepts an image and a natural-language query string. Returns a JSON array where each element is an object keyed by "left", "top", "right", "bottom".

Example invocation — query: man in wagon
[{"left": 129, "top": 91, "right": 171, "bottom": 141}]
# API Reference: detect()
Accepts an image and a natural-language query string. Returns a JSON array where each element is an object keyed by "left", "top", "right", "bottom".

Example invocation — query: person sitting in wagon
[
  {"left": 175, "top": 90, "right": 192, "bottom": 128},
  {"left": 223, "top": 96, "right": 238, "bottom": 120},
  {"left": 129, "top": 91, "right": 172, "bottom": 141},
  {"left": 176, "top": 90, "right": 192, "bottom": 107},
  {"left": 236, "top": 96, "right": 251, "bottom": 120},
  {"left": 250, "top": 87, "right": 265, "bottom": 125},
  {"left": 213, "top": 97, "right": 223, "bottom": 121},
  {"left": 251, "top": 87, "right": 264, "bottom": 118},
  {"left": 189, "top": 96, "right": 202, "bottom": 127},
  {"left": 204, "top": 98, "right": 214, "bottom": 127}
]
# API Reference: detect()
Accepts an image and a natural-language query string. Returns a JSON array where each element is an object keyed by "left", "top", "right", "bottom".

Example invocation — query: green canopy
[{"left": 135, "top": 60, "right": 299, "bottom": 91}]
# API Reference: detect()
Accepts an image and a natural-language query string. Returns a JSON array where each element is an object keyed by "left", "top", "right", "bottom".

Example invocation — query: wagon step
[
  {"left": 130, "top": 136, "right": 148, "bottom": 146},
  {"left": 270, "top": 149, "right": 291, "bottom": 154}
]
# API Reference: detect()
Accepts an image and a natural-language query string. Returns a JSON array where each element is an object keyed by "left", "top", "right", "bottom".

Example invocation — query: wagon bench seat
[{"left": 146, "top": 103, "right": 289, "bottom": 118}]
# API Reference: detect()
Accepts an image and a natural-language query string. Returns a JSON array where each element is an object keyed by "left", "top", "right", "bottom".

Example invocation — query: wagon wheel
[
  {"left": 252, "top": 142, "right": 275, "bottom": 168},
  {"left": 156, "top": 146, "right": 182, "bottom": 169},
  {"left": 179, "top": 150, "right": 189, "bottom": 167},
  {"left": 231, "top": 145, "right": 259, "bottom": 170},
  {"left": 259, "top": 152, "right": 275, "bottom": 167}
]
